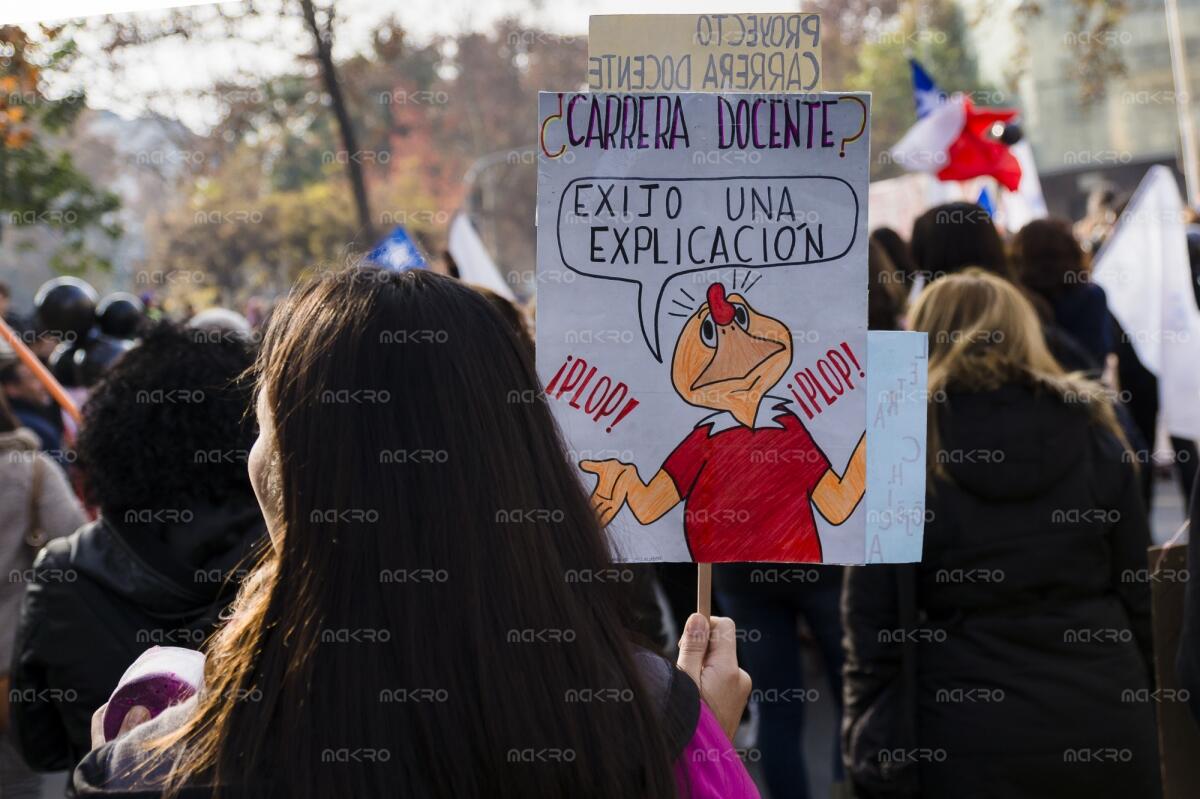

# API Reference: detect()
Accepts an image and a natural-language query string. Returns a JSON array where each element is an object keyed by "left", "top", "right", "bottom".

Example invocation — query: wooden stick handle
[
  {"left": 696, "top": 562, "right": 712, "bottom": 618},
  {"left": 0, "top": 318, "right": 81, "bottom": 425}
]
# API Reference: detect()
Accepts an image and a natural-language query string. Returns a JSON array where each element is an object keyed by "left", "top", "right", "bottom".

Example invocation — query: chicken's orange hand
[
  {"left": 580, "top": 459, "right": 633, "bottom": 527},
  {"left": 813, "top": 432, "right": 867, "bottom": 525}
]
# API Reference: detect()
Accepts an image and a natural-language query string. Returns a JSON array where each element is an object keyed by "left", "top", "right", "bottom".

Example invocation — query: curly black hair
[{"left": 76, "top": 322, "right": 257, "bottom": 516}]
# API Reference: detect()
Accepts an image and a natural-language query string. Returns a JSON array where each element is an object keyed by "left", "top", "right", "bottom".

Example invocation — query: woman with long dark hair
[{"left": 73, "top": 267, "right": 755, "bottom": 798}]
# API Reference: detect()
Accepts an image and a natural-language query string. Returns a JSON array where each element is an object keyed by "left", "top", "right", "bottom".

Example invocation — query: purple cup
[{"left": 102, "top": 646, "right": 205, "bottom": 741}]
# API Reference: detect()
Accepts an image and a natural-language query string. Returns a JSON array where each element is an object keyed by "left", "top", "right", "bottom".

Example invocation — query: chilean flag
[
  {"left": 366, "top": 225, "right": 428, "bottom": 271},
  {"left": 890, "top": 60, "right": 1022, "bottom": 192}
]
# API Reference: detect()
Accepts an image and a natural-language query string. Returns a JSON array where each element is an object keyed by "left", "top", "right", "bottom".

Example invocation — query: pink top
[{"left": 673, "top": 702, "right": 760, "bottom": 798}]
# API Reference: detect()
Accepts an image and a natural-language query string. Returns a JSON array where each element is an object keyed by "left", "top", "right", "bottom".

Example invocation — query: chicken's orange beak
[
  {"left": 691, "top": 322, "right": 784, "bottom": 391},
  {"left": 690, "top": 283, "right": 784, "bottom": 392},
  {"left": 671, "top": 284, "right": 792, "bottom": 424}
]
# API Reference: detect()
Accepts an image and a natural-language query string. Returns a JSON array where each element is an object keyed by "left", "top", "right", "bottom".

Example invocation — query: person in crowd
[
  {"left": 0, "top": 281, "right": 11, "bottom": 327},
  {"left": 10, "top": 324, "right": 265, "bottom": 771},
  {"left": 869, "top": 227, "right": 918, "bottom": 300},
  {"left": 1176, "top": 227, "right": 1200, "bottom": 500},
  {"left": 911, "top": 202, "right": 1095, "bottom": 373},
  {"left": 71, "top": 267, "right": 756, "bottom": 798},
  {"left": 474, "top": 285, "right": 535, "bottom": 355},
  {"left": 1012, "top": 217, "right": 1114, "bottom": 368},
  {"left": 1160, "top": 226, "right": 1200, "bottom": 505},
  {"left": 0, "top": 393, "right": 86, "bottom": 798},
  {"left": 0, "top": 360, "right": 67, "bottom": 460},
  {"left": 909, "top": 202, "right": 1009, "bottom": 283},
  {"left": 868, "top": 237, "right": 905, "bottom": 332},
  {"left": 187, "top": 307, "right": 255, "bottom": 342},
  {"left": 1181, "top": 470, "right": 1200, "bottom": 725},
  {"left": 843, "top": 269, "right": 1159, "bottom": 799},
  {"left": 710, "top": 236, "right": 903, "bottom": 799},
  {"left": 715, "top": 563, "right": 845, "bottom": 799},
  {"left": 1074, "top": 186, "right": 1121, "bottom": 256},
  {"left": 1187, "top": 223, "right": 1200, "bottom": 307}
]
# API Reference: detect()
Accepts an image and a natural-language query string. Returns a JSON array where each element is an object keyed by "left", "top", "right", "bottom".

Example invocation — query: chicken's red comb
[{"left": 707, "top": 283, "right": 734, "bottom": 326}]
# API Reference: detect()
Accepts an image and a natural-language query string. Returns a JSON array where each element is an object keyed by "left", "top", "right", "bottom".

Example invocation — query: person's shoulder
[
  {"left": 34, "top": 533, "right": 75, "bottom": 573},
  {"left": 29, "top": 520, "right": 105, "bottom": 597},
  {"left": 71, "top": 697, "right": 197, "bottom": 797},
  {"left": 30, "top": 448, "right": 77, "bottom": 490},
  {"left": 1082, "top": 422, "right": 1138, "bottom": 499},
  {"left": 35, "top": 518, "right": 96, "bottom": 565},
  {"left": 1085, "top": 418, "right": 1130, "bottom": 464},
  {"left": 19, "top": 526, "right": 106, "bottom": 662},
  {"left": 1076, "top": 281, "right": 1110, "bottom": 309},
  {"left": 13, "top": 410, "right": 57, "bottom": 441},
  {"left": 633, "top": 648, "right": 700, "bottom": 759}
]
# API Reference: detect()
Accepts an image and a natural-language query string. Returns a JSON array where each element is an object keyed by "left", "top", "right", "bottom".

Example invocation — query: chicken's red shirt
[{"left": 662, "top": 403, "right": 831, "bottom": 562}]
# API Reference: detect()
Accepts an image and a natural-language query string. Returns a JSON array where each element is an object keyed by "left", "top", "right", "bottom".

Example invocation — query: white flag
[
  {"left": 997, "top": 141, "right": 1048, "bottom": 232},
  {"left": 1093, "top": 166, "right": 1200, "bottom": 439},
  {"left": 448, "top": 213, "right": 515, "bottom": 301}
]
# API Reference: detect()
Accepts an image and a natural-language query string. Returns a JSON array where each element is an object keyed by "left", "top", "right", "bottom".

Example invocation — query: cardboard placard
[
  {"left": 588, "top": 14, "right": 822, "bottom": 94},
  {"left": 537, "top": 90, "right": 874, "bottom": 563}
]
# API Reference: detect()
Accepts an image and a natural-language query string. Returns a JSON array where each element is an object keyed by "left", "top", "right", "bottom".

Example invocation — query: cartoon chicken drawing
[{"left": 581, "top": 281, "right": 867, "bottom": 562}]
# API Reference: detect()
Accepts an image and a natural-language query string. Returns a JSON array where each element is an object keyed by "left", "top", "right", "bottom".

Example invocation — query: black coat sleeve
[
  {"left": 1107, "top": 456, "right": 1155, "bottom": 676},
  {"left": 1177, "top": 469, "right": 1200, "bottom": 722},
  {"left": 11, "top": 543, "right": 75, "bottom": 771},
  {"left": 10, "top": 543, "right": 122, "bottom": 771},
  {"left": 841, "top": 564, "right": 903, "bottom": 747}
]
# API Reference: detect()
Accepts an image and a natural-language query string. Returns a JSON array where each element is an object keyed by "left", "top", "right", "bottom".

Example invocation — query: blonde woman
[{"left": 842, "top": 269, "right": 1159, "bottom": 799}]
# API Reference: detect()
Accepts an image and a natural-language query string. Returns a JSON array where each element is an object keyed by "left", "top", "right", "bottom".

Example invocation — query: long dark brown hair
[
  {"left": 147, "top": 267, "right": 679, "bottom": 797},
  {"left": 1011, "top": 216, "right": 1088, "bottom": 300}
]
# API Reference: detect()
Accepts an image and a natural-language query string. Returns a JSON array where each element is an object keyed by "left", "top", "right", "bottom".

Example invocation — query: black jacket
[
  {"left": 1178, "top": 469, "right": 1200, "bottom": 721},
  {"left": 843, "top": 384, "right": 1160, "bottom": 799},
  {"left": 10, "top": 501, "right": 265, "bottom": 771}
]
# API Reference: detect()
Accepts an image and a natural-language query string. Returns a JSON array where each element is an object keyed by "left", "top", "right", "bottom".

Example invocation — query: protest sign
[
  {"left": 864, "top": 330, "right": 927, "bottom": 564},
  {"left": 588, "top": 14, "right": 821, "bottom": 94},
  {"left": 537, "top": 90, "right": 871, "bottom": 563}
]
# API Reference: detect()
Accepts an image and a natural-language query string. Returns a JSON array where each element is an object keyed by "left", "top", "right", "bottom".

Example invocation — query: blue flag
[
  {"left": 367, "top": 225, "right": 428, "bottom": 271},
  {"left": 976, "top": 186, "right": 995, "bottom": 217},
  {"left": 910, "top": 59, "right": 945, "bottom": 120}
]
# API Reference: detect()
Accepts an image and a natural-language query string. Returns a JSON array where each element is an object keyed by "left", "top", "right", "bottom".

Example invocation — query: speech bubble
[{"left": 554, "top": 175, "right": 859, "bottom": 361}]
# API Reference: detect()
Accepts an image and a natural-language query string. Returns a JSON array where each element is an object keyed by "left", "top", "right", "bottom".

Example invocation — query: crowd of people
[{"left": 0, "top": 198, "right": 1197, "bottom": 798}]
